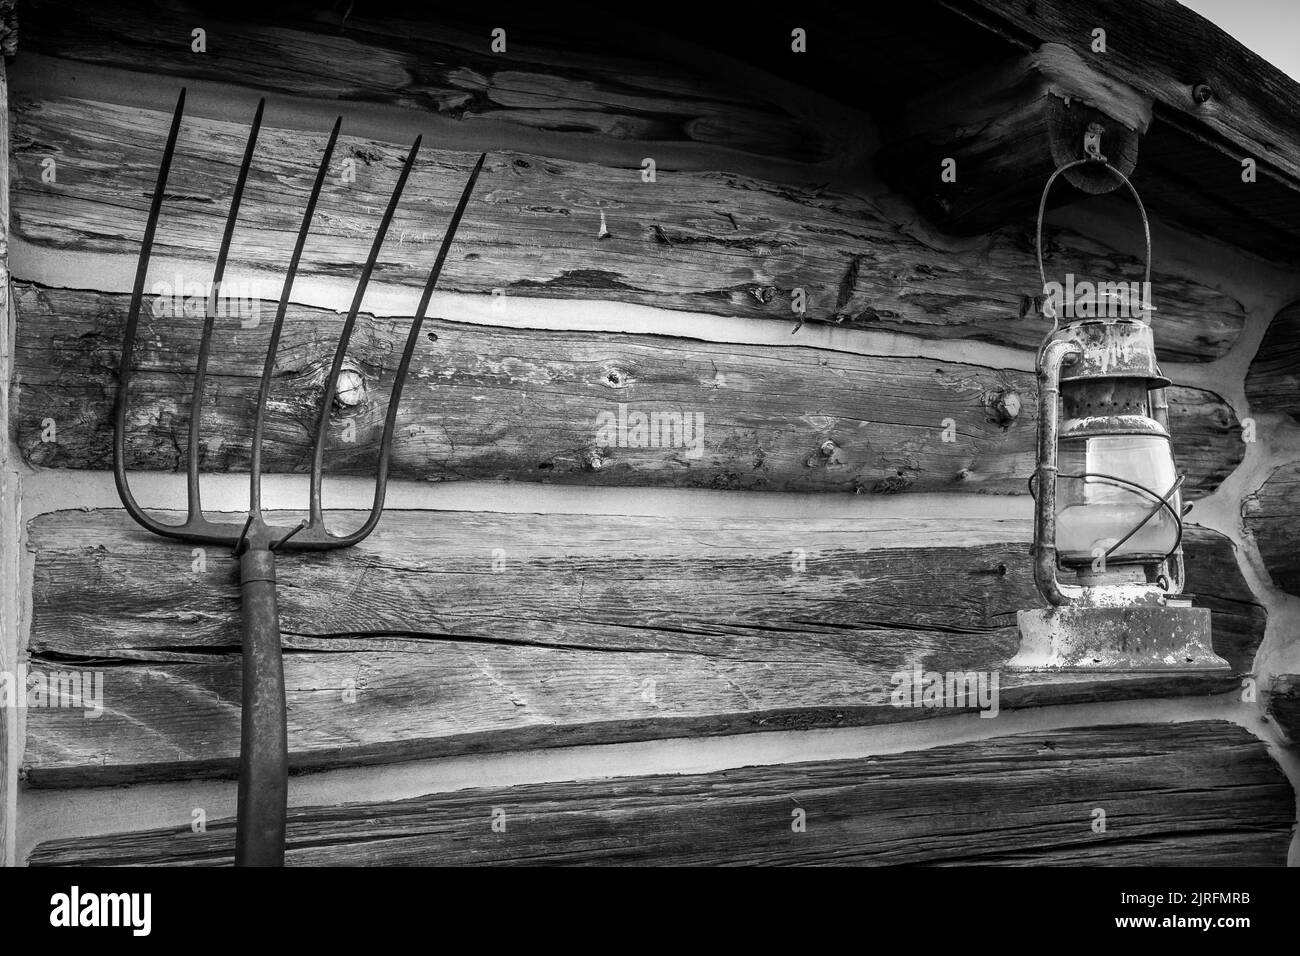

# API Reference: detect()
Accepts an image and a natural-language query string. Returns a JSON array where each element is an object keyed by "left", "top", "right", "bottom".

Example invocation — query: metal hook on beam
[{"left": 1083, "top": 123, "right": 1106, "bottom": 162}]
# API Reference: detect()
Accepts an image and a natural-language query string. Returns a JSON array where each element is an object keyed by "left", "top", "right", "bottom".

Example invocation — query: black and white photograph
[{"left": 0, "top": 0, "right": 1295, "bottom": 922}]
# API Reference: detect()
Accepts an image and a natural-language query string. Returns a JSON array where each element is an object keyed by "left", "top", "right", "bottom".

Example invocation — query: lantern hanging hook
[
  {"left": 1035, "top": 157, "right": 1152, "bottom": 318},
  {"left": 1083, "top": 123, "right": 1106, "bottom": 162}
]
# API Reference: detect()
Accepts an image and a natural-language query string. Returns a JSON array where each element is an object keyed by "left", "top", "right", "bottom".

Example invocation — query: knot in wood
[
  {"left": 334, "top": 368, "right": 367, "bottom": 408},
  {"left": 602, "top": 367, "right": 631, "bottom": 389},
  {"left": 988, "top": 389, "right": 1022, "bottom": 425}
]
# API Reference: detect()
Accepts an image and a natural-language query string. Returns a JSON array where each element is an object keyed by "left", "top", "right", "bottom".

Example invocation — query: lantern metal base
[{"left": 1007, "top": 604, "right": 1230, "bottom": 673}]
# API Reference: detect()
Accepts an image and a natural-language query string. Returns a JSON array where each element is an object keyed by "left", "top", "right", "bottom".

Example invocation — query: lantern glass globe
[{"left": 1055, "top": 433, "right": 1180, "bottom": 566}]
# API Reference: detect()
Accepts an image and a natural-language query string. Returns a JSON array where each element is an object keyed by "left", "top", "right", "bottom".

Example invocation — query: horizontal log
[
  {"left": 9, "top": 95, "right": 1246, "bottom": 359},
  {"left": 23, "top": 509, "right": 1261, "bottom": 786},
  {"left": 25, "top": 721, "right": 1293, "bottom": 865},
  {"left": 19, "top": 0, "right": 836, "bottom": 163},
  {"left": 1243, "top": 461, "right": 1300, "bottom": 596},
  {"left": 23, "top": 0, "right": 1300, "bottom": 266},
  {"left": 11, "top": 284, "right": 1245, "bottom": 495},
  {"left": 1245, "top": 300, "right": 1300, "bottom": 423}
]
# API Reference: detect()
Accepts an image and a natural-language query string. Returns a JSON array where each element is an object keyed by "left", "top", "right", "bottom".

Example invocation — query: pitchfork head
[{"left": 112, "top": 90, "right": 484, "bottom": 553}]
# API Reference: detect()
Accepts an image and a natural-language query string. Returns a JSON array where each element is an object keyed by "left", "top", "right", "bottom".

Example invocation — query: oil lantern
[{"left": 1006, "top": 159, "right": 1230, "bottom": 673}]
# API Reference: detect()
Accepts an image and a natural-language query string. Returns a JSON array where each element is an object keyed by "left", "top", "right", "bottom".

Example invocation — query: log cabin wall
[{"left": 3, "top": 0, "right": 1298, "bottom": 864}]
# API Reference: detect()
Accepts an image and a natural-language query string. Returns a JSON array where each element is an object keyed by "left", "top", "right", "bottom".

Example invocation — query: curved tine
[
  {"left": 332, "top": 152, "right": 487, "bottom": 548},
  {"left": 249, "top": 116, "right": 342, "bottom": 517},
  {"left": 187, "top": 98, "right": 265, "bottom": 521},
  {"left": 308, "top": 136, "right": 422, "bottom": 528},
  {"left": 114, "top": 88, "right": 189, "bottom": 538}
]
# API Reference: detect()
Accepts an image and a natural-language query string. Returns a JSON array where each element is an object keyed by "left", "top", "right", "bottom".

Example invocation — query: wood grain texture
[
  {"left": 1243, "top": 461, "right": 1300, "bottom": 596},
  {"left": 1245, "top": 300, "right": 1300, "bottom": 423},
  {"left": 19, "top": 0, "right": 836, "bottom": 163},
  {"left": 8, "top": 96, "right": 1246, "bottom": 358},
  {"left": 10, "top": 284, "right": 1244, "bottom": 495},
  {"left": 23, "top": 509, "right": 1260, "bottom": 787},
  {"left": 26, "top": 721, "right": 1294, "bottom": 865}
]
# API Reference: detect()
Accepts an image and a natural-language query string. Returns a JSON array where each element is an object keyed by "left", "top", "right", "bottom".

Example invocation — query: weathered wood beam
[
  {"left": 18, "top": 0, "right": 837, "bottom": 164},
  {"left": 908, "top": 0, "right": 1300, "bottom": 262},
  {"left": 11, "top": 284, "right": 1245, "bottom": 495},
  {"left": 1243, "top": 461, "right": 1300, "bottom": 597},
  {"left": 23, "top": 509, "right": 1260, "bottom": 787},
  {"left": 878, "top": 43, "right": 1150, "bottom": 236},
  {"left": 1133, "top": 120, "right": 1300, "bottom": 266},
  {"left": 9, "top": 96, "right": 1247, "bottom": 358},
  {"left": 26, "top": 721, "right": 1294, "bottom": 865},
  {"left": 942, "top": 0, "right": 1300, "bottom": 191},
  {"left": 1246, "top": 300, "right": 1300, "bottom": 424}
]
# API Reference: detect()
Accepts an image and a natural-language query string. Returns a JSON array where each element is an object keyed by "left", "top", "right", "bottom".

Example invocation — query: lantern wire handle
[
  {"left": 1028, "top": 469, "right": 1185, "bottom": 567},
  {"left": 1101, "top": 474, "right": 1185, "bottom": 560},
  {"left": 1035, "top": 158, "right": 1152, "bottom": 323}
]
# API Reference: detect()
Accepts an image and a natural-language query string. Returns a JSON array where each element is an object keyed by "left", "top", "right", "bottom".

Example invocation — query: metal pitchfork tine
[{"left": 113, "top": 89, "right": 486, "bottom": 866}]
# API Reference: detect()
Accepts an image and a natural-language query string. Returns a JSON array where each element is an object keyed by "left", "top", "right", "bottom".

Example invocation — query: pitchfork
[{"left": 113, "top": 90, "right": 485, "bottom": 866}]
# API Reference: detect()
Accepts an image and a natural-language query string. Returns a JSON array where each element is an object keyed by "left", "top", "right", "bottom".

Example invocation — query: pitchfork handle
[{"left": 236, "top": 546, "right": 288, "bottom": 867}]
